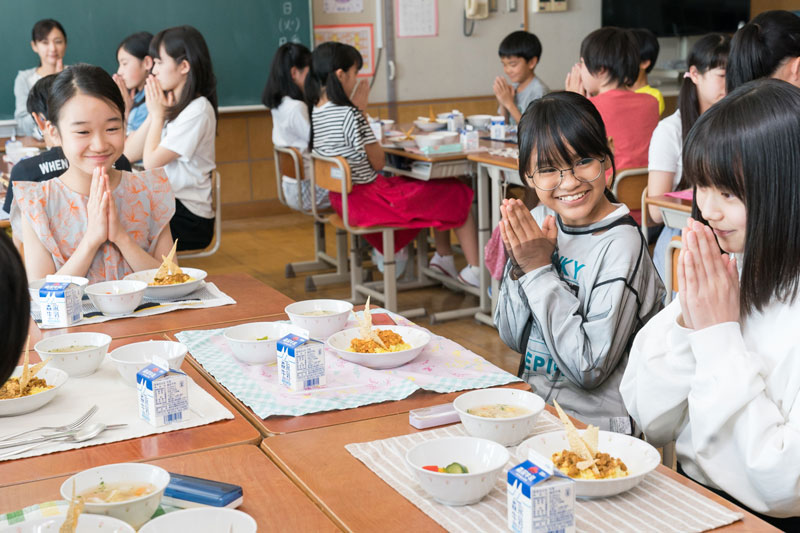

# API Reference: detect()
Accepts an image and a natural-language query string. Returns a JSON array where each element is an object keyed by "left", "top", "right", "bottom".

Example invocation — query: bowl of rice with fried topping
[{"left": 326, "top": 325, "right": 430, "bottom": 369}]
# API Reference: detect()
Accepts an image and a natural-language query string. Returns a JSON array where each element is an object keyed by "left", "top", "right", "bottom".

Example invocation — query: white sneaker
[
  {"left": 371, "top": 246, "right": 408, "bottom": 278},
  {"left": 458, "top": 265, "right": 481, "bottom": 288},
  {"left": 428, "top": 252, "right": 459, "bottom": 279}
]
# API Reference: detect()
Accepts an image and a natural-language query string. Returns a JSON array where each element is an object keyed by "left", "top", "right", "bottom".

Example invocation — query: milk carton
[
  {"left": 39, "top": 282, "right": 83, "bottom": 327},
  {"left": 277, "top": 334, "right": 325, "bottom": 391},
  {"left": 490, "top": 115, "right": 507, "bottom": 140},
  {"left": 137, "top": 362, "right": 189, "bottom": 427},
  {"left": 507, "top": 459, "right": 575, "bottom": 533}
]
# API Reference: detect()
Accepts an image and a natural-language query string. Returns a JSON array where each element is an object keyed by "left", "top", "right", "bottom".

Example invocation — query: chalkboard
[{"left": 0, "top": 0, "right": 312, "bottom": 120}]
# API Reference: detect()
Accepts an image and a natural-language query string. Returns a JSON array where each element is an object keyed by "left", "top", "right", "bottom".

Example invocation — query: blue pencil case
[{"left": 162, "top": 473, "right": 243, "bottom": 509}]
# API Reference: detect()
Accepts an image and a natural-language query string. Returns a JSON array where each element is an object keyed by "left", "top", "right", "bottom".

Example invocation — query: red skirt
[{"left": 329, "top": 174, "right": 473, "bottom": 254}]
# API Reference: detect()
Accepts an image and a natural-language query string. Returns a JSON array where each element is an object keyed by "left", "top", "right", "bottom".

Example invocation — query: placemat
[
  {"left": 176, "top": 309, "right": 521, "bottom": 418},
  {"left": 0, "top": 501, "right": 181, "bottom": 527},
  {"left": 31, "top": 282, "right": 236, "bottom": 329},
  {"left": 0, "top": 359, "right": 234, "bottom": 462},
  {"left": 345, "top": 411, "right": 743, "bottom": 533}
]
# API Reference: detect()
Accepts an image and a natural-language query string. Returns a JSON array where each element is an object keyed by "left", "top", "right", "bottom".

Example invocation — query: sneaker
[
  {"left": 428, "top": 252, "right": 459, "bottom": 279},
  {"left": 371, "top": 246, "right": 408, "bottom": 278},
  {"left": 458, "top": 265, "right": 481, "bottom": 288}
]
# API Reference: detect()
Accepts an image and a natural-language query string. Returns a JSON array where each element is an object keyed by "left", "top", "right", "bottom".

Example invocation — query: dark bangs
[
  {"left": 518, "top": 91, "right": 615, "bottom": 183},
  {"left": 684, "top": 78, "right": 800, "bottom": 313}
]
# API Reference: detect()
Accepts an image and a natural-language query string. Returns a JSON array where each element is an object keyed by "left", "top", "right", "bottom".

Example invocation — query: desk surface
[
  {"left": 468, "top": 151, "right": 518, "bottom": 171},
  {"left": 28, "top": 272, "right": 293, "bottom": 344},
  {"left": 0, "top": 445, "right": 339, "bottom": 532},
  {"left": 646, "top": 193, "right": 692, "bottom": 212},
  {"left": 1, "top": 333, "right": 261, "bottom": 488},
  {"left": 262, "top": 409, "right": 777, "bottom": 533}
]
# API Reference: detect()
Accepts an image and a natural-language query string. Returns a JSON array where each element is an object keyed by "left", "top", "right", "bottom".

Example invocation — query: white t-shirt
[
  {"left": 648, "top": 110, "right": 683, "bottom": 190},
  {"left": 160, "top": 96, "right": 216, "bottom": 219},
  {"left": 14, "top": 67, "right": 43, "bottom": 138},
  {"left": 271, "top": 96, "right": 312, "bottom": 180}
]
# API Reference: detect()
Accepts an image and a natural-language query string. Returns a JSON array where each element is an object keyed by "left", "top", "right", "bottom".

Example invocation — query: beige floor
[{"left": 181, "top": 212, "right": 522, "bottom": 375}]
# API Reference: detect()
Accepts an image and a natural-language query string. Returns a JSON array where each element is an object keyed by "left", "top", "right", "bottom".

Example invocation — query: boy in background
[
  {"left": 494, "top": 31, "right": 549, "bottom": 125},
  {"left": 632, "top": 28, "right": 665, "bottom": 115}
]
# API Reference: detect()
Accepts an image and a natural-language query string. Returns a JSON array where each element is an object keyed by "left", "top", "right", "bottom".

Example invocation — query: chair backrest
[
  {"left": 311, "top": 153, "right": 353, "bottom": 194},
  {"left": 612, "top": 167, "right": 648, "bottom": 212},
  {"left": 274, "top": 146, "right": 304, "bottom": 181},
  {"left": 664, "top": 235, "right": 682, "bottom": 303}
]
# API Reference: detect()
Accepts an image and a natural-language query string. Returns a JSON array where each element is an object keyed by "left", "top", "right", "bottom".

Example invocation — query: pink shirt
[
  {"left": 10, "top": 169, "right": 175, "bottom": 283},
  {"left": 590, "top": 89, "right": 659, "bottom": 173}
]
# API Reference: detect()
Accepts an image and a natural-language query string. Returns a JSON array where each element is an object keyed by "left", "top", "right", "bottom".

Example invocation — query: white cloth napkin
[{"left": 0, "top": 359, "right": 233, "bottom": 461}]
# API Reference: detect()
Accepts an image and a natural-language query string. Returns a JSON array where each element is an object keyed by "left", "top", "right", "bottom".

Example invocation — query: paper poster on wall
[
  {"left": 314, "top": 24, "right": 375, "bottom": 77},
  {"left": 396, "top": 0, "right": 438, "bottom": 38},
  {"left": 323, "top": 0, "right": 363, "bottom": 13}
]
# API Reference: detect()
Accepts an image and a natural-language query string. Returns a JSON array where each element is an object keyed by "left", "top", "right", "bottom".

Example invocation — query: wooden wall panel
[{"left": 217, "top": 161, "right": 252, "bottom": 204}]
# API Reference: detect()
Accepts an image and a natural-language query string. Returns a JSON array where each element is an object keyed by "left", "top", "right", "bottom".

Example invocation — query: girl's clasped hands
[
  {"left": 499, "top": 198, "right": 558, "bottom": 278},
  {"left": 677, "top": 218, "right": 740, "bottom": 329},
  {"left": 144, "top": 75, "right": 175, "bottom": 120},
  {"left": 85, "top": 166, "right": 125, "bottom": 249}
]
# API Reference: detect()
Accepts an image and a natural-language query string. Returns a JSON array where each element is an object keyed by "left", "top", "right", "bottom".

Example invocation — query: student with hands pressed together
[
  {"left": 621, "top": 79, "right": 800, "bottom": 528},
  {"left": 494, "top": 31, "right": 549, "bottom": 126},
  {"left": 494, "top": 92, "right": 664, "bottom": 432},
  {"left": 10, "top": 64, "right": 175, "bottom": 284}
]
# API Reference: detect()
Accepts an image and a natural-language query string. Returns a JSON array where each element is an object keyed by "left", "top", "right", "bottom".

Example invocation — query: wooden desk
[
  {"left": 29, "top": 272, "right": 294, "bottom": 345},
  {"left": 0, "top": 445, "right": 340, "bottom": 532},
  {"left": 261, "top": 410, "right": 777, "bottom": 533},
  {"left": 1, "top": 333, "right": 261, "bottom": 488},
  {"left": 645, "top": 193, "right": 692, "bottom": 229}
]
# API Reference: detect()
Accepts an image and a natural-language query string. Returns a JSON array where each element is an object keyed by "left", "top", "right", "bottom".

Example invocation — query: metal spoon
[
  {"left": 0, "top": 422, "right": 126, "bottom": 450},
  {"left": 0, "top": 423, "right": 125, "bottom": 459}
]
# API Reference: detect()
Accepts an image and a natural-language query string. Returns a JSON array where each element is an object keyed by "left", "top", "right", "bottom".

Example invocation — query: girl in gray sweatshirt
[{"left": 494, "top": 91, "right": 664, "bottom": 432}]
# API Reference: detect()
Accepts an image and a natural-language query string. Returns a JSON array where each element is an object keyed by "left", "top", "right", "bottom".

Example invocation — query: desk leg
[{"left": 475, "top": 164, "right": 503, "bottom": 327}]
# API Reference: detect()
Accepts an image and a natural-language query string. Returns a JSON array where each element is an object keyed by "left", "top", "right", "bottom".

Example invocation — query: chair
[
  {"left": 612, "top": 167, "right": 648, "bottom": 225},
  {"left": 273, "top": 146, "right": 349, "bottom": 291},
  {"left": 179, "top": 170, "right": 221, "bottom": 259},
  {"left": 310, "top": 153, "right": 426, "bottom": 318},
  {"left": 664, "top": 236, "right": 682, "bottom": 304}
]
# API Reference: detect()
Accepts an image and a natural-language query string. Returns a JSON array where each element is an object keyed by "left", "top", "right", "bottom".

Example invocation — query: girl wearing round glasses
[{"left": 494, "top": 91, "right": 664, "bottom": 431}]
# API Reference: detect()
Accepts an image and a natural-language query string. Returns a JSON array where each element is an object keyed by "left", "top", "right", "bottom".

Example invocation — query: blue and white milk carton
[
  {"left": 39, "top": 281, "right": 83, "bottom": 327},
  {"left": 277, "top": 334, "right": 326, "bottom": 391},
  {"left": 137, "top": 361, "right": 189, "bottom": 427},
  {"left": 507, "top": 456, "right": 575, "bottom": 533}
]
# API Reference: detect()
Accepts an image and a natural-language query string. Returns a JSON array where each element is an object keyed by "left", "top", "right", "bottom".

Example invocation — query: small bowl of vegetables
[{"left": 405, "top": 436, "right": 509, "bottom": 506}]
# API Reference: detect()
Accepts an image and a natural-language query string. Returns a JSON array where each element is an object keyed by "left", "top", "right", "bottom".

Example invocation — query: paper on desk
[
  {"left": 31, "top": 282, "right": 236, "bottom": 329},
  {"left": 0, "top": 359, "right": 234, "bottom": 462},
  {"left": 664, "top": 189, "right": 694, "bottom": 200}
]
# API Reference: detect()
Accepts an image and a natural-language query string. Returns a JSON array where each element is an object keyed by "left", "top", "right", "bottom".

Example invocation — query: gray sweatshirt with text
[{"left": 494, "top": 204, "right": 665, "bottom": 431}]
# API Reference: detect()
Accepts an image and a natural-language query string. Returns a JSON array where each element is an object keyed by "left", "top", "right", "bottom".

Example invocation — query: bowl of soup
[
  {"left": 34, "top": 332, "right": 111, "bottom": 377},
  {"left": 107, "top": 340, "right": 188, "bottom": 386},
  {"left": 223, "top": 321, "right": 303, "bottom": 365},
  {"left": 85, "top": 280, "right": 147, "bottom": 316},
  {"left": 453, "top": 388, "right": 545, "bottom": 446},
  {"left": 284, "top": 299, "right": 353, "bottom": 339},
  {"left": 60, "top": 463, "right": 170, "bottom": 528}
]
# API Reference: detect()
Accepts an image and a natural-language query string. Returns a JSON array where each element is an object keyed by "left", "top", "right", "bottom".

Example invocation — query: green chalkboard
[{"left": 0, "top": 0, "right": 312, "bottom": 120}]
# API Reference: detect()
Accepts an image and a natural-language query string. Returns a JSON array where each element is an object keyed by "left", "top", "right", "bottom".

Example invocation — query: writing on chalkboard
[{"left": 279, "top": 1, "right": 303, "bottom": 45}]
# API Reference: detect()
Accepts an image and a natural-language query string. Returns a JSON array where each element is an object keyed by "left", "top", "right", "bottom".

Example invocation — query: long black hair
[
  {"left": 150, "top": 26, "right": 218, "bottom": 122},
  {"left": 0, "top": 231, "right": 29, "bottom": 385},
  {"left": 726, "top": 10, "right": 800, "bottom": 92},
  {"left": 117, "top": 32, "right": 153, "bottom": 110},
  {"left": 683, "top": 78, "right": 800, "bottom": 314},
  {"left": 677, "top": 33, "right": 730, "bottom": 189},
  {"left": 262, "top": 42, "right": 311, "bottom": 109},
  {"left": 305, "top": 41, "right": 363, "bottom": 149},
  {"left": 26, "top": 74, "right": 57, "bottom": 119},
  {"left": 518, "top": 91, "right": 616, "bottom": 195},
  {"left": 48, "top": 64, "right": 126, "bottom": 128}
]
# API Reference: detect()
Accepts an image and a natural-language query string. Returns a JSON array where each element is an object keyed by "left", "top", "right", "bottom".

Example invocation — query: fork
[{"left": 0, "top": 404, "right": 98, "bottom": 442}]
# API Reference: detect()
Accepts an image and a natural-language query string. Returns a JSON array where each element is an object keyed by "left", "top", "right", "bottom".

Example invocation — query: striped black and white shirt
[{"left": 311, "top": 102, "right": 378, "bottom": 185}]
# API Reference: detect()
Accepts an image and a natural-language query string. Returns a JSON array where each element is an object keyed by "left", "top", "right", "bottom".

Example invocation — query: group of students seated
[
  {"left": 4, "top": 19, "right": 218, "bottom": 286},
  {"left": 5, "top": 8, "right": 800, "bottom": 527}
]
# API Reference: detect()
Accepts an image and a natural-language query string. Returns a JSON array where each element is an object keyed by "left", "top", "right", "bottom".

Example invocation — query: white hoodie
[{"left": 620, "top": 297, "right": 800, "bottom": 518}]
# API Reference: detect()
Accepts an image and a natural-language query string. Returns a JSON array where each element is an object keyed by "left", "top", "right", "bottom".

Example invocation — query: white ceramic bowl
[
  {"left": 406, "top": 436, "right": 509, "bottom": 506},
  {"left": 467, "top": 114, "right": 493, "bottom": 129},
  {"left": 284, "top": 299, "right": 353, "bottom": 339},
  {"left": 223, "top": 322, "right": 300, "bottom": 365},
  {"left": 60, "top": 463, "right": 170, "bottom": 529},
  {"left": 107, "top": 341, "right": 188, "bottom": 386},
  {"left": 34, "top": 332, "right": 112, "bottom": 377},
  {"left": 387, "top": 136, "right": 417, "bottom": 149},
  {"left": 326, "top": 325, "right": 430, "bottom": 369},
  {"left": 413, "top": 119, "right": 446, "bottom": 132},
  {"left": 0, "top": 513, "right": 135, "bottom": 532},
  {"left": 28, "top": 276, "right": 89, "bottom": 302},
  {"left": 453, "top": 388, "right": 545, "bottom": 446},
  {"left": 85, "top": 280, "right": 147, "bottom": 316},
  {"left": 414, "top": 134, "right": 444, "bottom": 150},
  {"left": 381, "top": 119, "right": 395, "bottom": 132},
  {"left": 517, "top": 430, "right": 661, "bottom": 498},
  {"left": 139, "top": 508, "right": 257, "bottom": 533},
  {"left": 124, "top": 268, "right": 207, "bottom": 300},
  {"left": 428, "top": 131, "right": 459, "bottom": 144},
  {"left": 0, "top": 366, "right": 68, "bottom": 416}
]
